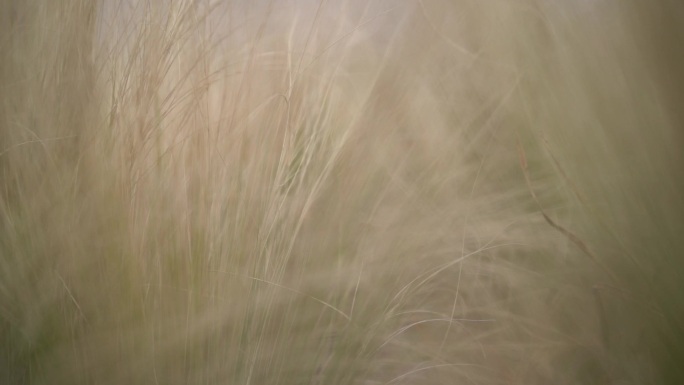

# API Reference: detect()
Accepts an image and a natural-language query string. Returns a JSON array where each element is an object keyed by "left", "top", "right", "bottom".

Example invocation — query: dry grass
[{"left": 1, "top": 0, "right": 683, "bottom": 384}]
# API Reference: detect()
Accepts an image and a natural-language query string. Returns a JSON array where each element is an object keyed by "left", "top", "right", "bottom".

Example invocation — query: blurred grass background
[{"left": 1, "top": 0, "right": 683, "bottom": 384}]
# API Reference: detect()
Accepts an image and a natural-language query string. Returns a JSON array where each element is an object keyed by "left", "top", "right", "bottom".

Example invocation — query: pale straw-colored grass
[{"left": 1, "top": 1, "right": 683, "bottom": 384}]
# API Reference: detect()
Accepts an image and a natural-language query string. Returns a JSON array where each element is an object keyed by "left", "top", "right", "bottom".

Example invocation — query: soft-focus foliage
[{"left": 1, "top": 1, "right": 682, "bottom": 384}]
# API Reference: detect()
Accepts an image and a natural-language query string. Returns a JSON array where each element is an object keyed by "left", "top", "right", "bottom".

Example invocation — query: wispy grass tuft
[{"left": 1, "top": 0, "right": 683, "bottom": 384}]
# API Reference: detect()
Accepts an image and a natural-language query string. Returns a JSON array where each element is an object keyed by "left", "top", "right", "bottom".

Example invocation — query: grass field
[{"left": 1, "top": 0, "right": 683, "bottom": 384}]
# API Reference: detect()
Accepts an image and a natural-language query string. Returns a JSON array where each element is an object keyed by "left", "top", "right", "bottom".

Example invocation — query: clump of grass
[{"left": 1, "top": 0, "right": 683, "bottom": 384}]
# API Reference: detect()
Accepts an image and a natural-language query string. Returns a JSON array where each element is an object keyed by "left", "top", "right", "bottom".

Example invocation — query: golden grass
[{"left": 1, "top": 0, "right": 683, "bottom": 384}]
